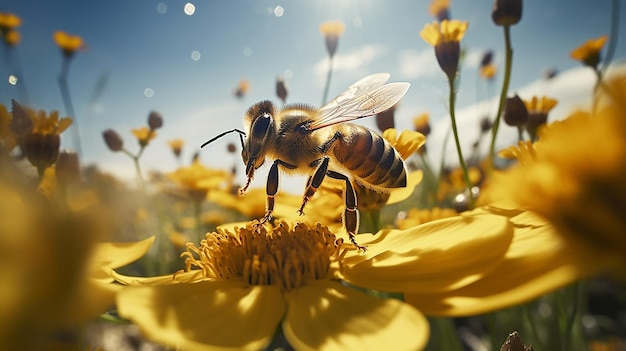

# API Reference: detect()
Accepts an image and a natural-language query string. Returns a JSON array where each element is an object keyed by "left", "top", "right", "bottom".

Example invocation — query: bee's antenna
[{"left": 201, "top": 129, "right": 246, "bottom": 149}]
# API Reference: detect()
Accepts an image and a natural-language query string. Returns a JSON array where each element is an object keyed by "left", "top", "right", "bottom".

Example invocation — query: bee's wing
[{"left": 308, "top": 74, "right": 410, "bottom": 131}]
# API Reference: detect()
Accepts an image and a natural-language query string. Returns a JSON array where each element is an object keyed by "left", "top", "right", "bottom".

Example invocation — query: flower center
[{"left": 181, "top": 221, "right": 341, "bottom": 291}]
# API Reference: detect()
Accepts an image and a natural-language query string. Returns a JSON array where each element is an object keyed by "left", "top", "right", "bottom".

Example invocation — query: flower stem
[
  {"left": 602, "top": 0, "right": 620, "bottom": 75},
  {"left": 447, "top": 77, "right": 474, "bottom": 209},
  {"left": 122, "top": 148, "right": 146, "bottom": 193},
  {"left": 58, "top": 57, "right": 83, "bottom": 157},
  {"left": 321, "top": 57, "right": 334, "bottom": 105},
  {"left": 488, "top": 25, "right": 513, "bottom": 168}
]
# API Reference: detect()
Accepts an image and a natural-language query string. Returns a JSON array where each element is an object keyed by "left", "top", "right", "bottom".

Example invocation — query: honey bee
[{"left": 202, "top": 73, "right": 410, "bottom": 250}]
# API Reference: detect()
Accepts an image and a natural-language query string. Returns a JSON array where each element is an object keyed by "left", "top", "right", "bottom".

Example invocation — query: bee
[{"left": 202, "top": 73, "right": 410, "bottom": 250}]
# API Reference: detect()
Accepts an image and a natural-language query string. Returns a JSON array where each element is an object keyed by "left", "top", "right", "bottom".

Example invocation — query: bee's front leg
[
  {"left": 298, "top": 156, "right": 330, "bottom": 216},
  {"left": 256, "top": 159, "right": 296, "bottom": 228},
  {"left": 327, "top": 171, "right": 365, "bottom": 251}
]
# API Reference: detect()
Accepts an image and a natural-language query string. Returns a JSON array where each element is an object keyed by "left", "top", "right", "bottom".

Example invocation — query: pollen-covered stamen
[{"left": 181, "top": 221, "right": 342, "bottom": 290}]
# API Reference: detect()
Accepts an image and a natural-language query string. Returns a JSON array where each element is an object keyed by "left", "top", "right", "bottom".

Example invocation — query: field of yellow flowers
[{"left": 1, "top": 1, "right": 625, "bottom": 350}]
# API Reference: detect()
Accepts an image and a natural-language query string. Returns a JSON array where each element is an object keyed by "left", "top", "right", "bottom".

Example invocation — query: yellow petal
[
  {"left": 405, "top": 222, "right": 619, "bottom": 316},
  {"left": 116, "top": 280, "right": 286, "bottom": 351},
  {"left": 387, "top": 170, "right": 423, "bottom": 204},
  {"left": 420, "top": 22, "right": 441, "bottom": 46},
  {"left": 340, "top": 214, "right": 513, "bottom": 293},
  {"left": 90, "top": 236, "right": 155, "bottom": 270},
  {"left": 112, "top": 269, "right": 205, "bottom": 286},
  {"left": 283, "top": 280, "right": 429, "bottom": 351}
]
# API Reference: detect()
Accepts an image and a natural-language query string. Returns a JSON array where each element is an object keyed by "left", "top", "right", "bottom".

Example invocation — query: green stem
[
  {"left": 58, "top": 57, "right": 83, "bottom": 157},
  {"left": 602, "top": 0, "right": 620, "bottom": 76},
  {"left": 447, "top": 77, "right": 473, "bottom": 209},
  {"left": 122, "top": 148, "right": 146, "bottom": 193},
  {"left": 488, "top": 25, "right": 513, "bottom": 167},
  {"left": 321, "top": 56, "right": 334, "bottom": 105},
  {"left": 517, "top": 126, "right": 524, "bottom": 142}
]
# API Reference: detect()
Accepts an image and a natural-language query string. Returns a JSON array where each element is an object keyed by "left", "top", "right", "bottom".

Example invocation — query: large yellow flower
[
  {"left": 115, "top": 214, "right": 518, "bottom": 351},
  {"left": 405, "top": 206, "right": 619, "bottom": 316},
  {"left": 482, "top": 73, "right": 626, "bottom": 267},
  {"left": 0, "top": 180, "right": 154, "bottom": 349}
]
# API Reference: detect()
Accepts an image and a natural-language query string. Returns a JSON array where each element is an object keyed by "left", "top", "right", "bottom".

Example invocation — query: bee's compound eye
[{"left": 251, "top": 113, "right": 271, "bottom": 139}]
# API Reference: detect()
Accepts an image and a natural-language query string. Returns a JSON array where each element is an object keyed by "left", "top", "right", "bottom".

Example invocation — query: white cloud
[
  {"left": 313, "top": 44, "right": 387, "bottom": 79},
  {"left": 398, "top": 48, "right": 439, "bottom": 79}
]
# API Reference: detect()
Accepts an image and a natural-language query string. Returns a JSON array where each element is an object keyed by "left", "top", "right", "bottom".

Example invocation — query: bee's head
[{"left": 240, "top": 100, "right": 275, "bottom": 192}]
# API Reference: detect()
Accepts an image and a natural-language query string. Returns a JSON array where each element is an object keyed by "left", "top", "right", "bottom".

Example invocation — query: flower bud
[
  {"left": 22, "top": 133, "right": 60, "bottom": 170},
  {"left": 503, "top": 95, "right": 528, "bottom": 127},
  {"left": 375, "top": 105, "right": 396, "bottom": 132},
  {"left": 102, "top": 129, "right": 124, "bottom": 152},
  {"left": 276, "top": 76, "right": 288, "bottom": 104},
  {"left": 148, "top": 111, "right": 163, "bottom": 130},
  {"left": 319, "top": 21, "right": 345, "bottom": 58},
  {"left": 492, "top": 0, "right": 523, "bottom": 26},
  {"left": 480, "top": 116, "right": 493, "bottom": 134},
  {"left": 435, "top": 40, "right": 461, "bottom": 81},
  {"left": 55, "top": 150, "right": 81, "bottom": 185}
]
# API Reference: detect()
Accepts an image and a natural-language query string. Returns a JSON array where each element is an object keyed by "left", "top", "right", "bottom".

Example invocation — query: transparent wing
[{"left": 308, "top": 74, "right": 410, "bottom": 131}]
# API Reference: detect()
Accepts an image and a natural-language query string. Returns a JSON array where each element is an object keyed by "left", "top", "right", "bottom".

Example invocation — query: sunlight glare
[
  {"left": 8, "top": 75, "right": 18, "bottom": 85},
  {"left": 243, "top": 47, "right": 252, "bottom": 57},
  {"left": 144, "top": 88, "right": 154, "bottom": 98}
]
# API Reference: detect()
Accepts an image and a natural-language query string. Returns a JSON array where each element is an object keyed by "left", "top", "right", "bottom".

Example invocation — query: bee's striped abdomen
[{"left": 332, "top": 125, "right": 406, "bottom": 189}]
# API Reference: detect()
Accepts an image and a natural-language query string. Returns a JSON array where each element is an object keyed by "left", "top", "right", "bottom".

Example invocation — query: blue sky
[{"left": 1, "top": 0, "right": 625, "bottom": 188}]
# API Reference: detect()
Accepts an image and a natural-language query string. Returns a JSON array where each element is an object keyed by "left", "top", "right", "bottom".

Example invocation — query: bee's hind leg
[
  {"left": 298, "top": 156, "right": 330, "bottom": 215},
  {"left": 327, "top": 171, "right": 365, "bottom": 252}
]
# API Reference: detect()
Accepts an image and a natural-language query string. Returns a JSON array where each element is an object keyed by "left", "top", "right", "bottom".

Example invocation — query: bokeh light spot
[
  {"left": 156, "top": 3, "right": 167, "bottom": 14},
  {"left": 184, "top": 3, "right": 196, "bottom": 15},
  {"left": 274, "top": 6, "right": 284, "bottom": 17},
  {"left": 243, "top": 47, "right": 252, "bottom": 57},
  {"left": 191, "top": 50, "right": 201, "bottom": 61},
  {"left": 283, "top": 69, "right": 293, "bottom": 79},
  {"left": 144, "top": 88, "right": 154, "bottom": 98},
  {"left": 8, "top": 75, "right": 18, "bottom": 85}
]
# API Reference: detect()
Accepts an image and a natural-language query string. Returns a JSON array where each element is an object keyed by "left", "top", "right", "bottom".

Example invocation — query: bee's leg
[
  {"left": 298, "top": 156, "right": 330, "bottom": 215},
  {"left": 327, "top": 171, "right": 365, "bottom": 251},
  {"left": 258, "top": 159, "right": 296, "bottom": 226}
]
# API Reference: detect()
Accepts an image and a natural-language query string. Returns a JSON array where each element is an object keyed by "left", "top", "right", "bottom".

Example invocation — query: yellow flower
[
  {"left": 395, "top": 207, "right": 458, "bottom": 230},
  {"left": 2, "top": 29, "right": 20, "bottom": 46},
  {"left": 382, "top": 128, "right": 426, "bottom": 160},
  {"left": 234, "top": 79, "right": 251, "bottom": 99},
  {"left": 413, "top": 112, "right": 431, "bottom": 137},
  {"left": 167, "top": 138, "right": 184, "bottom": 158},
  {"left": 482, "top": 74, "right": 626, "bottom": 267},
  {"left": 208, "top": 187, "right": 272, "bottom": 219},
  {"left": 420, "top": 20, "right": 468, "bottom": 80},
  {"left": 428, "top": 0, "right": 450, "bottom": 21},
  {"left": 131, "top": 126, "right": 156, "bottom": 147},
  {"left": 319, "top": 20, "right": 345, "bottom": 58},
  {"left": 0, "top": 12, "right": 21, "bottom": 32},
  {"left": 522, "top": 95, "right": 558, "bottom": 139},
  {"left": 166, "top": 160, "right": 231, "bottom": 202},
  {"left": 10, "top": 101, "right": 72, "bottom": 172},
  {"left": 53, "top": 30, "right": 86, "bottom": 57},
  {"left": 420, "top": 19, "right": 467, "bottom": 46},
  {"left": 480, "top": 62, "right": 497, "bottom": 80},
  {"left": 115, "top": 214, "right": 518, "bottom": 351},
  {"left": 570, "top": 35, "right": 608, "bottom": 68},
  {"left": 0, "top": 180, "right": 153, "bottom": 349}
]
